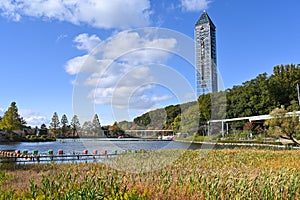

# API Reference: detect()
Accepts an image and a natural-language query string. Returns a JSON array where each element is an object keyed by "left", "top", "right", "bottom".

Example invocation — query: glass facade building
[{"left": 195, "top": 11, "right": 218, "bottom": 96}]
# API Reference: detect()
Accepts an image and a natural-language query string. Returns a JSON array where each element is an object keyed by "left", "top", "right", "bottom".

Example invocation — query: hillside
[{"left": 121, "top": 64, "right": 300, "bottom": 134}]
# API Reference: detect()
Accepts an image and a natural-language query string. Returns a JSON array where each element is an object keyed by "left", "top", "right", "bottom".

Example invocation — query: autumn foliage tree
[{"left": 108, "top": 121, "right": 124, "bottom": 137}]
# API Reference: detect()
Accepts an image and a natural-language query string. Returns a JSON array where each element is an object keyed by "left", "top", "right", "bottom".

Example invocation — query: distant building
[{"left": 195, "top": 11, "right": 218, "bottom": 96}]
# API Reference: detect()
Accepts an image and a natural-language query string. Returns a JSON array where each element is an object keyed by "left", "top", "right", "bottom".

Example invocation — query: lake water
[
  {"left": 0, "top": 139, "right": 205, "bottom": 155},
  {"left": 0, "top": 138, "right": 283, "bottom": 156},
  {"left": 0, "top": 139, "right": 282, "bottom": 164}
]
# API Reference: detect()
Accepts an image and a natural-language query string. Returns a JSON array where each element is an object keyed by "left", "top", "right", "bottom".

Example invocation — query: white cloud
[
  {"left": 65, "top": 31, "right": 177, "bottom": 76},
  {"left": 65, "top": 55, "right": 89, "bottom": 75},
  {"left": 0, "top": 1, "right": 21, "bottom": 21},
  {"left": 0, "top": 0, "right": 151, "bottom": 29},
  {"left": 19, "top": 109, "right": 49, "bottom": 127},
  {"left": 74, "top": 33, "right": 101, "bottom": 52},
  {"left": 90, "top": 66, "right": 155, "bottom": 108},
  {"left": 25, "top": 116, "right": 49, "bottom": 128},
  {"left": 65, "top": 31, "right": 177, "bottom": 77},
  {"left": 84, "top": 63, "right": 121, "bottom": 87},
  {"left": 90, "top": 71, "right": 173, "bottom": 110},
  {"left": 67, "top": 31, "right": 178, "bottom": 110},
  {"left": 151, "top": 95, "right": 172, "bottom": 102},
  {"left": 100, "top": 31, "right": 177, "bottom": 62},
  {"left": 180, "top": 0, "right": 211, "bottom": 12}
]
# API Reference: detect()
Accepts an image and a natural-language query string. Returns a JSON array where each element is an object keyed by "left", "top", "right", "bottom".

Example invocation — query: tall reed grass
[{"left": 0, "top": 149, "right": 299, "bottom": 199}]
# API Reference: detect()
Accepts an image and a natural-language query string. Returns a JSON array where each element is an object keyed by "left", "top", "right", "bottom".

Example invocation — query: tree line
[
  {"left": 47, "top": 113, "right": 125, "bottom": 138},
  {"left": 47, "top": 112, "right": 102, "bottom": 138},
  {"left": 0, "top": 103, "right": 124, "bottom": 139}
]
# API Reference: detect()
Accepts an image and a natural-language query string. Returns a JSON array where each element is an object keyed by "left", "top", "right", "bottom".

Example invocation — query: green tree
[
  {"left": 181, "top": 103, "right": 201, "bottom": 134},
  {"left": 118, "top": 120, "right": 132, "bottom": 130},
  {"left": 81, "top": 121, "right": 92, "bottom": 137},
  {"left": 264, "top": 107, "right": 300, "bottom": 146},
  {"left": 70, "top": 115, "right": 80, "bottom": 137},
  {"left": 226, "top": 73, "right": 276, "bottom": 119},
  {"left": 171, "top": 114, "right": 181, "bottom": 133},
  {"left": 134, "top": 112, "right": 151, "bottom": 127},
  {"left": 0, "top": 102, "right": 25, "bottom": 131},
  {"left": 92, "top": 114, "right": 102, "bottom": 137},
  {"left": 269, "top": 64, "right": 300, "bottom": 109},
  {"left": 39, "top": 123, "right": 48, "bottom": 135},
  {"left": 163, "top": 105, "right": 181, "bottom": 129},
  {"left": 198, "top": 93, "right": 211, "bottom": 122},
  {"left": 49, "top": 112, "right": 60, "bottom": 137},
  {"left": 61, "top": 114, "right": 69, "bottom": 137},
  {"left": 287, "top": 100, "right": 300, "bottom": 111}
]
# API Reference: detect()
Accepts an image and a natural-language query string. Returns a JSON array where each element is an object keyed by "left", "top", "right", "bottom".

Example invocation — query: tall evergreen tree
[
  {"left": 0, "top": 102, "right": 25, "bottom": 131},
  {"left": 49, "top": 112, "right": 60, "bottom": 137},
  {"left": 92, "top": 114, "right": 102, "bottom": 137},
  {"left": 61, "top": 114, "right": 69, "bottom": 137},
  {"left": 81, "top": 121, "right": 92, "bottom": 136},
  {"left": 70, "top": 115, "right": 80, "bottom": 137}
]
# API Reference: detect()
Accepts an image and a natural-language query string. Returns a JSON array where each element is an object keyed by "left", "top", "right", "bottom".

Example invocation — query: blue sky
[{"left": 0, "top": 0, "right": 299, "bottom": 126}]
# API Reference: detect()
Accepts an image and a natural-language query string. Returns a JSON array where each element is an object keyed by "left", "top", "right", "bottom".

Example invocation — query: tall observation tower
[{"left": 195, "top": 11, "right": 218, "bottom": 96}]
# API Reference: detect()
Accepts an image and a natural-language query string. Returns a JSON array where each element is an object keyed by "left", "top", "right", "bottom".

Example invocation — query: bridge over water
[{"left": 124, "top": 130, "right": 174, "bottom": 138}]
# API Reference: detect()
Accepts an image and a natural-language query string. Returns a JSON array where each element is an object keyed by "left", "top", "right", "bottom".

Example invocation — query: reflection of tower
[{"left": 195, "top": 10, "right": 218, "bottom": 96}]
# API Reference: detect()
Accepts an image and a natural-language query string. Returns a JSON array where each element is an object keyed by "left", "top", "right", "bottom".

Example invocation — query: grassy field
[{"left": 0, "top": 149, "right": 300, "bottom": 199}]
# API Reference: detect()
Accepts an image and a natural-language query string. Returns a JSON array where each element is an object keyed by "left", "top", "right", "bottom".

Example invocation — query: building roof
[{"left": 195, "top": 10, "right": 216, "bottom": 29}]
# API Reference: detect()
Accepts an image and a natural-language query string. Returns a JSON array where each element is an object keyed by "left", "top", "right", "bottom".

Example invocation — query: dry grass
[{"left": 1, "top": 149, "right": 300, "bottom": 199}]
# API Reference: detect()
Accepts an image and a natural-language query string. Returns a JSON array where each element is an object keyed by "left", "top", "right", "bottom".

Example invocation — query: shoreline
[{"left": 175, "top": 139, "right": 299, "bottom": 149}]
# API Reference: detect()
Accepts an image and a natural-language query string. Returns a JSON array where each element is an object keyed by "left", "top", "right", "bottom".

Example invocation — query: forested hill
[{"left": 127, "top": 64, "right": 300, "bottom": 132}]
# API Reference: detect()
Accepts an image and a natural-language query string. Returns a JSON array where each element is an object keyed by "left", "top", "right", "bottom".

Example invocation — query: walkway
[{"left": 208, "top": 111, "right": 300, "bottom": 136}]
